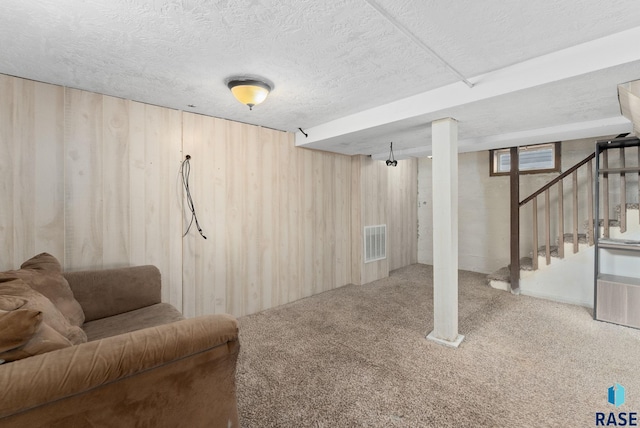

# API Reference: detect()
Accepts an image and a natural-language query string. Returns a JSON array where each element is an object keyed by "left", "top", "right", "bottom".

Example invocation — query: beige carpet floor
[{"left": 236, "top": 264, "right": 640, "bottom": 427}]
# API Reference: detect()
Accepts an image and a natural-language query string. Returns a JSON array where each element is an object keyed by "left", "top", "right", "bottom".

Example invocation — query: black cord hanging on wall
[{"left": 181, "top": 155, "right": 207, "bottom": 239}]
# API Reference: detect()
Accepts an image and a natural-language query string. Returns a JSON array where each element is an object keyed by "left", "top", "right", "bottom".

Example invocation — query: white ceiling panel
[{"left": 0, "top": 1, "right": 639, "bottom": 156}]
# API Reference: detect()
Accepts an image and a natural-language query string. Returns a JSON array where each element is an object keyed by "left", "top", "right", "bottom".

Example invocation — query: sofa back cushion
[
  {"left": 64, "top": 265, "right": 162, "bottom": 322},
  {"left": 0, "top": 253, "right": 85, "bottom": 327}
]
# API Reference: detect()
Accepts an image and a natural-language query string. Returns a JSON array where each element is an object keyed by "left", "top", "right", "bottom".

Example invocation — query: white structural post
[{"left": 427, "top": 118, "right": 464, "bottom": 348}]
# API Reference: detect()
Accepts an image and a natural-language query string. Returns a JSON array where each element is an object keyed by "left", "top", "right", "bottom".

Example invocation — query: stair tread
[
  {"left": 487, "top": 257, "right": 534, "bottom": 284},
  {"left": 615, "top": 203, "right": 640, "bottom": 213},
  {"left": 561, "top": 233, "right": 589, "bottom": 244},
  {"left": 596, "top": 219, "right": 621, "bottom": 227},
  {"left": 487, "top": 266, "right": 510, "bottom": 283},
  {"left": 515, "top": 257, "right": 534, "bottom": 271},
  {"left": 534, "top": 245, "right": 560, "bottom": 257}
]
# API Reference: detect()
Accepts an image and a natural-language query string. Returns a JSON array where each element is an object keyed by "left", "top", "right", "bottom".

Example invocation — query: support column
[{"left": 427, "top": 118, "right": 464, "bottom": 348}]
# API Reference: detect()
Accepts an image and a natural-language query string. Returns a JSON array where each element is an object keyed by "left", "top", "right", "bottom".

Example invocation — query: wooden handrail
[
  {"left": 517, "top": 150, "right": 596, "bottom": 274},
  {"left": 519, "top": 152, "right": 595, "bottom": 206}
]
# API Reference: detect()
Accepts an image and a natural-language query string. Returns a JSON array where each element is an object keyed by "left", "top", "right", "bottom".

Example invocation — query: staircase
[
  {"left": 489, "top": 205, "right": 640, "bottom": 306},
  {"left": 487, "top": 137, "right": 640, "bottom": 307}
]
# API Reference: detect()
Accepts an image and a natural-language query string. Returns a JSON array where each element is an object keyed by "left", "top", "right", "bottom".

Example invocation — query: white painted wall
[
  {"left": 520, "top": 244, "right": 595, "bottom": 307},
  {"left": 418, "top": 151, "right": 510, "bottom": 273}
]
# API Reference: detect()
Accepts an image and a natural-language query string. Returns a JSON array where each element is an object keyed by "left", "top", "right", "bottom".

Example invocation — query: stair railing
[
  {"left": 512, "top": 138, "right": 639, "bottom": 291},
  {"left": 519, "top": 153, "right": 595, "bottom": 270}
]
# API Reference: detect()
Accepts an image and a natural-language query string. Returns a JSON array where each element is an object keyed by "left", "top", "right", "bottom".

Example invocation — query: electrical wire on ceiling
[
  {"left": 180, "top": 155, "right": 207, "bottom": 240},
  {"left": 363, "top": 0, "right": 474, "bottom": 89},
  {"left": 386, "top": 142, "right": 397, "bottom": 166}
]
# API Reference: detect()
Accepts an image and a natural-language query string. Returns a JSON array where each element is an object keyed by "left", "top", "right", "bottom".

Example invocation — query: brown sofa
[{"left": 0, "top": 261, "right": 240, "bottom": 427}]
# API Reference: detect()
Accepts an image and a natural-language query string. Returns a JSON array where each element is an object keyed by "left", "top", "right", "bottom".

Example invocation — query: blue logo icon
[{"left": 608, "top": 383, "right": 626, "bottom": 408}]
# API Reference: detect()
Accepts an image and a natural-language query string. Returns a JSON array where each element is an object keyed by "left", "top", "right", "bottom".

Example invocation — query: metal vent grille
[{"left": 364, "top": 225, "right": 386, "bottom": 263}]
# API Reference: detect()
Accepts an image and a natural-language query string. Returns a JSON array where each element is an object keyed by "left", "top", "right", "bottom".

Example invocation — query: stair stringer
[
  {"left": 520, "top": 244, "right": 595, "bottom": 307},
  {"left": 521, "top": 208, "right": 640, "bottom": 307}
]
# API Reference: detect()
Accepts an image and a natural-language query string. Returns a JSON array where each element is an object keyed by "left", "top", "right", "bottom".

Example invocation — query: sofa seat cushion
[{"left": 82, "top": 303, "right": 184, "bottom": 341}]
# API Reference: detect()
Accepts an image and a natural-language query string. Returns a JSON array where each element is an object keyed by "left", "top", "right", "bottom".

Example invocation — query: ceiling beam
[
  {"left": 296, "top": 26, "right": 640, "bottom": 151},
  {"left": 370, "top": 116, "right": 633, "bottom": 160}
]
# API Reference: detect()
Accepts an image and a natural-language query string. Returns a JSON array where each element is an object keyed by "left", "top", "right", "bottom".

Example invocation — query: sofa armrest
[
  {"left": 0, "top": 314, "right": 239, "bottom": 424},
  {"left": 64, "top": 265, "right": 162, "bottom": 321}
]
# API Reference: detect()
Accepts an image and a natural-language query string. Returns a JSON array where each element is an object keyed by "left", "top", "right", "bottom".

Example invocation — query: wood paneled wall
[
  {"left": 388, "top": 158, "right": 418, "bottom": 271},
  {"left": 350, "top": 156, "right": 417, "bottom": 285},
  {"left": 180, "top": 112, "right": 352, "bottom": 317},
  {"left": 63, "top": 88, "right": 184, "bottom": 307},
  {"left": 1, "top": 76, "right": 184, "bottom": 308},
  {"left": 0, "top": 76, "right": 65, "bottom": 268},
  {"left": 1, "top": 74, "right": 417, "bottom": 317},
  {"left": 351, "top": 155, "right": 388, "bottom": 285}
]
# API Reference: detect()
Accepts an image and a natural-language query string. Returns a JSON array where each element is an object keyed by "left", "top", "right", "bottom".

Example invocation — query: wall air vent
[{"left": 364, "top": 225, "right": 386, "bottom": 263}]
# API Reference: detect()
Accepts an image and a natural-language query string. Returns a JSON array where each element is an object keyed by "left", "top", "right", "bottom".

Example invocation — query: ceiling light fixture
[
  {"left": 227, "top": 79, "right": 271, "bottom": 110},
  {"left": 386, "top": 142, "right": 397, "bottom": 167}
]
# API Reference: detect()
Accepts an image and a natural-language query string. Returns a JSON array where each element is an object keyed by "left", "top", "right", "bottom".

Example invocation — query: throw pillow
[
  {"left": 0, "top": 308, "right": 42, "bottom": 353},
  {"left": 0, "top": 278, "right": 87, "bottom": 345},
  {"left": 0, "top": 252, "right": 85, "bottom": 327},
  {"left": 0, "top": 308, "right": 72, "bottom": 362},
  {"left": 0, "top": 296, "right": 27, "bottom": 311}
]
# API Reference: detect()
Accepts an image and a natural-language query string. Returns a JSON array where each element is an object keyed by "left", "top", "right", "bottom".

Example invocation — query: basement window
[{"left": 490, "top": 142, "right": 561, "bottom": 176}]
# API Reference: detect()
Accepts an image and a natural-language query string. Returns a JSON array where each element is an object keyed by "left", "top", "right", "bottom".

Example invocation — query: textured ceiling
[
  {"left": 309, "top": 60, "right": 640, "bottom": 156},
  {"left": 1, "top": 0, "right": 639, "bottom": 156}
]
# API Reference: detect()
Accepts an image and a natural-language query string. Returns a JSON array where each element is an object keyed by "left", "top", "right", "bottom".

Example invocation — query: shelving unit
[{"left": 594, "top": 137, "right": 640, "bottom": 329}]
